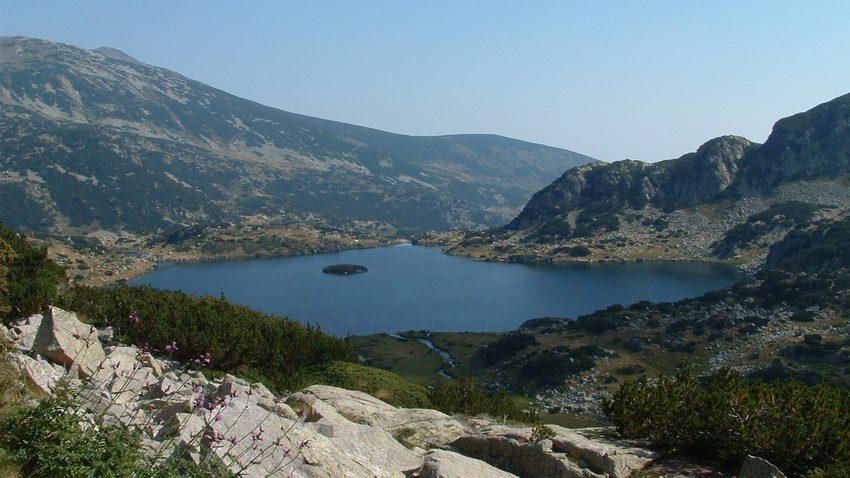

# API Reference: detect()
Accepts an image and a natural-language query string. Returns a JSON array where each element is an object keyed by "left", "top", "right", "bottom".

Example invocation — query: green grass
[
  {"left": 350, "top": 334, "right": 444, "bottom": 385},
  {"left": 302, "top": 361, "right": 432, "bottom": 408}
]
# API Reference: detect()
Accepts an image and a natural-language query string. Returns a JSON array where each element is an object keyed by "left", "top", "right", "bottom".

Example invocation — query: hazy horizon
[{"left": 2, "top": 1, "right": 849, "bottom": 162}]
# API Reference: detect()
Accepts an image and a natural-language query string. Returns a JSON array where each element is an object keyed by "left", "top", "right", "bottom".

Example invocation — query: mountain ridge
[
  {"left": 433, "top": 92, "right": 850, "bottom": 268},
  {"left": 0, "top": 36, "right": 595, "bottom": 236}
]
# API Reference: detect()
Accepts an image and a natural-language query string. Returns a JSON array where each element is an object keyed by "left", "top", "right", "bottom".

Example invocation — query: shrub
[
  {"left": 0, "top": 225, "right": 66, "bottom": 321},
  {"left": 58, "top": 284, "right": 355, "bottom": 390},
  {"left": 712, "top": 202, "right": 826, "bottom": 258},
  {"left": 477, "top": 333, "right": 538, "bottom": 365},
  {"left": 529, "top": 216, "right": 572, "bottom": 243},
  {"left": 572, "top": 310, "right": 627, "bottom": 335},
  {"left": 564, "top": 246, "right": 592, "bottom": 257},
  {"left": 531, "top": 424, "right": 556, "bottom": 442},
  {"left": 573, "top": 202, "right": 621, "bottom": 237},
  {"left": 519, "top": 346, "right": 604, "bottom": 386},
  {"left": 429, "top": 376, "right": 535, "bottom": 423},
  {"left": 0, "top": 397, "right": 144, "bottom": 478},
  {"left": 603, "top": 366, "right": 850, "bottom": 476}
]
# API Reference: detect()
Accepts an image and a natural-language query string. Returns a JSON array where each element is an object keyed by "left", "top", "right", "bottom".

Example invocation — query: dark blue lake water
[{"left": 131, "top": 244, "right": 741, "bottom": 336}]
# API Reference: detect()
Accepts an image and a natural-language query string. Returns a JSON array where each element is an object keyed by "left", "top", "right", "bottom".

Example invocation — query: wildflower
[
  {"left": 128, "top": 312, "right": 140, "bottom": 324},
  {"left": 191, "top": 385, "right": 202, "bottom": 394},
  {"left": 214, "top": 412, "right": 223, "bottom": 422},
  {"left": 298, "top": 439, "right": 309, "bottom": 449},
  {"left": 164, "top": 341, "right": 178, "bottom": 352}
]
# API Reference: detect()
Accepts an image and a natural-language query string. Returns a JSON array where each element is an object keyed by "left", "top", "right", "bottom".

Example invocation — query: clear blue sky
[{"left": 2, "top": 1, "right": 849, "bottom": 162}]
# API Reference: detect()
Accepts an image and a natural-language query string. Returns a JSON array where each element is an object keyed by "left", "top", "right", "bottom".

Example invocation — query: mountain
[
  {"left": 437, "top": 93, "right": 850, "bottom": 267},
  {"left": 0, "top": 36, "right": 595, "bottom": 236}
]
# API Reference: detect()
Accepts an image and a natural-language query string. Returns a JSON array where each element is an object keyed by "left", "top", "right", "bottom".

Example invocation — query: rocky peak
[
  {"left": 508, "top": 135, "right": 754, "bottom": 230},
  {"left": 739, "top": 92, "right": 850, "bottom": 188}
]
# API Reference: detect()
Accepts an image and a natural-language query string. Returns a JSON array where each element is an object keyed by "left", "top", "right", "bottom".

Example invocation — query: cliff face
[
  {"left": 508, "top": 136, "right": 753, "bottom": 230},
  {"left": 0, "top": 36, "right": 595, "bottom": 236},
  {"left": 741, "top": 92, "right": 850, "bottom": 188}
]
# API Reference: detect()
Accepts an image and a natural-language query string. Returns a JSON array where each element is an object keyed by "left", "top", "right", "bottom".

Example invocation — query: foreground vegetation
[
  {"left": 604, "top": 366, "right": 850, "bottom": 477},
  {"left": 0, "top": 227, "right": 66, "bottom": 322},
  {"left": 58, "top": 284, "right": 356, "bottom": 391}
]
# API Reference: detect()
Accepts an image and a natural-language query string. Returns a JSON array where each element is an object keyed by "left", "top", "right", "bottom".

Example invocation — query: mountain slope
[
  {"left": 438, "top": 93, "right": 850, "bottom": 267},
  {"left": 0, "top": 36, "right": 595, "bottom": 235}
]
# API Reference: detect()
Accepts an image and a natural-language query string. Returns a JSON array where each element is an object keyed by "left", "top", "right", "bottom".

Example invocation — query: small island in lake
[{"left": 322, "top": 264, "right": 368, "bottom": 275}]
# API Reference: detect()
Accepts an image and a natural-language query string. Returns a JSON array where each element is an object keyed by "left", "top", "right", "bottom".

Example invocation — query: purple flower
[
  {"left": 214, "top": 412, "right": 223, "bottom": 422},
  {"left": 128, "top": 312, "right": 141, "bottom": 324},
  {"left": 164, "top": 341, "right": 178, "bottom": 352}
]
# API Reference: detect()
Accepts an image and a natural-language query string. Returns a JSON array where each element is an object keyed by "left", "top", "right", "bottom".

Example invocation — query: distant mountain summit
[
  {"left": 91, "top": 46, "right": 143, "bottom": 65},
  {"left": 439, "top": 93, "right": 850, "bottom": 268},
  {"left": 0, "top": 36, "right": 595, "bottom": 236}
]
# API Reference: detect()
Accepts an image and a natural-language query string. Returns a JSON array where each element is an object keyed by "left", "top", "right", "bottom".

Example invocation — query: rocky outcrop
[
  {"left": 4, "top": 306, "right": 657, "bottom": 478},
  {"left": 738, "top": 455, "right": 786, "bottom": 478},
  {"left": 3, "top": 313, "right": 42, "bottom": 351},
  {"left": 507, "top": 136, "right": 753, "bottom": 230},
  {"left": 740, "top": 92, "right": 850, "bottom": 189},
  {"left": 5, "top": 352, "right": 62, "bottom": 395},
  {"left": 299, "top": 385, "right": 467, "bottom": 449},
  {"left": 418, "top": 449, "right": 519, "bottom": 478},
  {"left": 451, "top": 422, "right": 655, "bottom": 478},
  {"left": 32, "top": 306, "right": 105, "bottom": 378}
]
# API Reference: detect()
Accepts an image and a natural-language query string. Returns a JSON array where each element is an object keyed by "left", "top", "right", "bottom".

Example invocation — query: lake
[{"left": 131, "top": 244, "right": 742, "bottom": 336}]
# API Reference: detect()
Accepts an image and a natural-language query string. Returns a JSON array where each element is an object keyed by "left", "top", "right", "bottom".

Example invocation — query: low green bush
[
  {"left": 603, "top": 366, "right": 850, "bottom": 476},
  {"left": 572, "top": 309, "right": 627, "bottom": 334},
  {"left": 0, "top": 225, "right": 66, "bottom": 321},
  {"left": 58, "top": 284, "right": 356, "bottom": 390},
  {"left": 429, "top": 375, "right": 535, "bottom": 423},
  {"left": 0, "top": 397, "right": 144, "bottom": 478},
  {"left": 519, "top": 346, "right": 603, "bottom": 386},
  {"left": 477, "top": 333, "right": 538, "bottom": 365}
]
